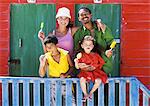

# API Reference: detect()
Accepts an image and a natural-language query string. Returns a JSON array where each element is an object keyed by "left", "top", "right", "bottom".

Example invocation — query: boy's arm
[
  {"left": 61, "top": 54, "right": 74, "bottom": 78},
  {"left": 39, "top": 55, "right": 47, "bottom": 77}
]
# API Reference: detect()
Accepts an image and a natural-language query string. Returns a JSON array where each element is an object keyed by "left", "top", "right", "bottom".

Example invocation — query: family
[{"left": 38, "top": 6, "right": 115, "bottom": 104}]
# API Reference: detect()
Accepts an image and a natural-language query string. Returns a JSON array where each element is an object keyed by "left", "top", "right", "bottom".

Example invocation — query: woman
[{"left": 38, "top": 7, "right": 78, "bottom": 56}]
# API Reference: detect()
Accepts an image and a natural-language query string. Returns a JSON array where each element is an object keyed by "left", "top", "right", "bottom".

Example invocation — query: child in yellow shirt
[{"left": 39, "top": 35, "right": 73, "bottom": 78}]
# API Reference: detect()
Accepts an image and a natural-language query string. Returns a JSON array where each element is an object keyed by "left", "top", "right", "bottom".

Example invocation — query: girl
[{"left": 74, "top": 36, "right": 108, "bottom": 102}]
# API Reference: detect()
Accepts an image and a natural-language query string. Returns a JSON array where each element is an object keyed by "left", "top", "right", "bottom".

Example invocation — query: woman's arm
[{"left": 71, "top": 26, "right": 79, "bottom": 37}]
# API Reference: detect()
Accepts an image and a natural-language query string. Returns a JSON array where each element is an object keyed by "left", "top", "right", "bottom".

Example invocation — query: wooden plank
[
  {"left": 2, "top": 80, "right": 9, "bottom": 106},
  {"left": 56, "top": 80, "right": 62, "bottom": 106},
  {"left": 33, "top": 80, "right": 40, "bottom": 106},
  {"left": 44, "top": 80, "right": 51, "bottom": 106},
  {"left": 122, "top": 4, "right": 150, "bottom": 13},
  {"left": 121, "top": 67, "right": 150, "bottom": 76},
  {"left": 66, "top": 80, "right": 73, "bottom": 106},
  {"left": 12, "top": 80, "right": 19, "bottom": 106},
  {"left": 123, "top": 13, "right": 150, "bottom": 21},
  {"left": 129, "top": 79, "right": 139, "bottom": 106},
  {"left": 123, "top": 22, "right": 150, "bottom": 29},
  {"left": 121, "top": 59, "right": 150, "bottom": 67},
  {"left": 108, "top": 80, "right": 115, "bottom": 106},
  {"left": 119, "top": 80, "right": 126, "bottom": 106},
  {"left": 23, "top": 80, "right": 30, "bottom": 106},
  {"left": 122, "top": 31, "right": 150, "bottom": 41},
  {"left": 98, "top": 83, "right": 104, "bottom": 106},
  {"left": 76, "top": 80, "right": 82, "bottom": 106}
]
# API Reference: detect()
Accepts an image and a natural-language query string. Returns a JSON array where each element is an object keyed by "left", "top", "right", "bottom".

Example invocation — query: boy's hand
[
  {"left": 105, "top": 49, "right": 113, "bottom": 58},
  {"left": 39, "top": 55, "right": 46, "bottom": 66},
  {"left": 60, "top": 74, "right": 67, "bottom": 78},
  {"left": 38, "top": 31, "right": 45, "bottom": 42}
]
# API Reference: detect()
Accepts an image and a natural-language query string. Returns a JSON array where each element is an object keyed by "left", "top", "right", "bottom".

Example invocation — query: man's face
[{"left": 78, "top": 9, "right": 92, "bottom": 24}]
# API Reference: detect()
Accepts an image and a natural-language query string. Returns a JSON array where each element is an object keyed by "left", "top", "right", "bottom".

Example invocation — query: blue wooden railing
[{"left": 0, "top": 77, "right": 149, "bottom": 106}]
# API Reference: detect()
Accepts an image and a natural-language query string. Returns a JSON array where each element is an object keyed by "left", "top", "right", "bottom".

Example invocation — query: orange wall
[{"left": 0, "top": 0, "right": 150, "bottom": 83}]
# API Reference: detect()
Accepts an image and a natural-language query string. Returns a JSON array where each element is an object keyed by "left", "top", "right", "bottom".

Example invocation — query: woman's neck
[{"left": 57, "top": 26, "right": 68, "bottom": 35}]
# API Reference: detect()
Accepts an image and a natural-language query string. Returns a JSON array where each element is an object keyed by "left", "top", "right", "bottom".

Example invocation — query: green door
[
  {"left": 10, "top": 4, "right": 56, "bottom": 76},
  {"left": 75, "top": 4, "right": 121, "bottom": 76}
]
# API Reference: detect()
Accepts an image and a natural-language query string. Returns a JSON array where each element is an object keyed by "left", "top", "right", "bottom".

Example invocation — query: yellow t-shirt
[{"left": 45, "top": 48, "right": 69, "bottom": 77}]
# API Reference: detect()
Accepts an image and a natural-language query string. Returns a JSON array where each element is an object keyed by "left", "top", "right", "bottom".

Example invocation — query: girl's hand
[
  {"left": 105, "top": 49, "right": 113, "bottom": 58},
  {"left": 96, "top": 19, "right": 106, "bottom": 33},
  {"left": 82, "top": 65, "right": 96, "bottom": 71},
  {"left": 38, "top": 31, "right": 45, "bottom": 42}
]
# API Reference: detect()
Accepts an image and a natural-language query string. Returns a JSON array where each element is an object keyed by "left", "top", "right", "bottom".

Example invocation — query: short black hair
[
  {"left": 78, "top": 7, "right": 92, "bottom": 17},
  {"left": 43, "top": 35, "right": 58, "bottom": 45}
]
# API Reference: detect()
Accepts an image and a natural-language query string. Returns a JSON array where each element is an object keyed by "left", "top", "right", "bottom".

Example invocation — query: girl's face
[
  {"left": 81, "top": 40, "right": 94, "bottom": 54},
  {"left": 57, "top": 16, "right": 70, "bottom": 27},
  {"left": 45, "top": 43, "right": 57, "bottom": 53}
]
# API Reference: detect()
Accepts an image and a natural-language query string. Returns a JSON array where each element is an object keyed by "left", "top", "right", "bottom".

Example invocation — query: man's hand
[
  {"left": 105, "top": 49, "right": 113, "bottom": 58},
  {"left": 96, "top": 19, "right": 106, "bottom": 33}
]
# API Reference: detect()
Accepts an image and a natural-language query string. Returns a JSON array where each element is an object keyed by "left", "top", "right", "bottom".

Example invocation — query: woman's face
[
  {"left": 81, "top": 40, "right": 94, "bottom": 54},
  {"left": 57, "top": 16, "right": 70, "bottom": 26}
]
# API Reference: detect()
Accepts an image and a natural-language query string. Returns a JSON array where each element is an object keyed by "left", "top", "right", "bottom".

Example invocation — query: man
[{"left": 73, "top": 7, "right": 114, "bottom": 75}]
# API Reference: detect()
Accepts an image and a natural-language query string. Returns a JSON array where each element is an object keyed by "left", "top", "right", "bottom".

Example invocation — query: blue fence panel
[
  {"left": 98, "top": 83, "right": 104, "bottom": 106},
  {"left": 76, "top": 80, "right": 82, "bottom": 106},
  {"left": 56, "top": 80, "right": 62, "bottom": 106},
  {"left": 119, "top": 80, "right": 126, "bottom": 106},
  {"left": 23, "top": 80, "right": 30, "bottom": 106},
  {"left": 66, "top": 80, "right": 73, "bottom": 106},
  {"left": 2, "top": 79, "right": 9, "bottom": 106},
  {"left": 12, "top": 80, "right": 19, "bottom": 106},
  {"left": 130, "top": 79, "right": 139, "bottom": 106},
  {"left": 44, "top": 80, "right": 51, "bottom": 106},
  {"left": 108, "top": 80, "right": 115, "bottom": 106},
  {"left": 0, "top": 77, "right": 150, "bottom": 106},
  {"left": 33, "top": 80, "right": 41, "bottom": 106}
]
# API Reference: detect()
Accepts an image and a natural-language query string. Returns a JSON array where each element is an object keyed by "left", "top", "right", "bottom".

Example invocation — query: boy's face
[
  {"left": 45, "top": 43, "right": 57, "bottom": 53},
  {"left": 81, "top": 40, "right": 94, "bottom": 54}
]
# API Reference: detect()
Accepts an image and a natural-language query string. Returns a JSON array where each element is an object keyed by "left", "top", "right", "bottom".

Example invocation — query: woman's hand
[
  {"left": 105, "top": 49, "right": 113, "bottom": 58},
  {"left": 38, "top": 31, "right": 45, "bottom": 42}
]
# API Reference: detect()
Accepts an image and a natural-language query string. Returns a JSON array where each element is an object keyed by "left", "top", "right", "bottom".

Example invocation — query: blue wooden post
[
  {"left": 119, "top": 80, "right": 126, "bottom": 106},
  {"left": 98, "top": 83, "right": 104, "bottom": 106},
  {"left": 56, "top": 80, "right": 62, "bottom": 106},
  {"left": 143, "top": 93, "right": 149, "bottom": 106},
  {"left": 2, "top": 80, "right": 9, "bottom": 106},
  {"left": 130, "top": 79, "right": 139, "bottom": 106},
  {"left": 33, "top": 80, "right": 41, "bottom": 106},
  {"left": 108, "top": 80, "right": 115, "bottom": 106},
  {"left": 12, "top": 80, "right": 19, "bottom": 106},
  {"left": 66, "top": 80, "right": 72, "bottom": 106},
  {"left": 76, "top": 80, "right": 82, "bottom": 106},
  {"left": 23, "top": 80, "right": 30, "bottom": 106},
  {"left": 87, "top": 82, "right": 94, "bottom": 106},
  {"left": 44, "top": 80, "right": 51, "bottom": 106}
]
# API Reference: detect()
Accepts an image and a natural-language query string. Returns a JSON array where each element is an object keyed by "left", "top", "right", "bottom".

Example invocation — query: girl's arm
[{"left": 39, "top": 55, "right": 47, "bottom": 77}]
